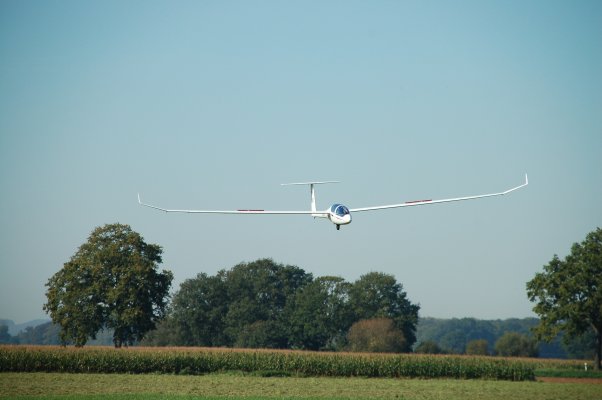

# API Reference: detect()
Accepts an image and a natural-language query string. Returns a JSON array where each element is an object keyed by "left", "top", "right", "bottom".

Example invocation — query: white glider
[{"left": 138, "top": 174, "right": 528, "bottom": 230}]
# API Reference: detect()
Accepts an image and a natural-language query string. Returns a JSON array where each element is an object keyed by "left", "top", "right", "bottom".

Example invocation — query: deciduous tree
[
  {"left": 466, "top": 339, "right": 490, "bottom": 355},
  {"left": 170, "top": 272, "right": 228, "bottom": 346},
  {"left": 287, "top": 276, "right": 353, "bottom": 350},
  {"left": 494, "top": 332, "right": 538, "bottom": 357},
  {"left": 526, "top": 228, "right": 602, "bottom": 369},
  {"left": 349, "top": 272, "right": 419, "bottom": 351},
  {"left": 414, "top": 340, "right": 445, "bottom": 354},
  {"left": 44, "top": 223, "right": 173, "bottom": 347},
  {"left": 347, "top": 318, "right": 406, "bottom": 353},
  {"left": 0, "top": 325, "right": 17, "bottom": 344},
  {"left": 223, "top": 259, "right": 312, "bottom": 348}
]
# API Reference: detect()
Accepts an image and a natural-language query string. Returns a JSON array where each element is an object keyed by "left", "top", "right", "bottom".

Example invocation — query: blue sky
[{"left": 1, "top": 0, "right": 601, "bottom": 323}]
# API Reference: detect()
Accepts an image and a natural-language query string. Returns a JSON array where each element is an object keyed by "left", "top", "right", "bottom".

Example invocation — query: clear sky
[{"left": 1, "top": 0, "right": 601, "bottom": 324}]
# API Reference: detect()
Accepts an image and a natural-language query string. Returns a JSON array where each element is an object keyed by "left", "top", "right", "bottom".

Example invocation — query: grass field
[{"left": 1, "top": 372, "right": 601, "bottom": 400}]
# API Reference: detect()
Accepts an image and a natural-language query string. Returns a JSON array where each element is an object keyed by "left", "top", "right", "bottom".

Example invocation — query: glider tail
[{"left": 281, "top": 181, "right": 339, "bottom": 218}]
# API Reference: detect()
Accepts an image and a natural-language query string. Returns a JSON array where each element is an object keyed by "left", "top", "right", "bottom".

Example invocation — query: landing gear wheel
[{"left": 336, "top": 225, "right": 340, "bottom": 231}]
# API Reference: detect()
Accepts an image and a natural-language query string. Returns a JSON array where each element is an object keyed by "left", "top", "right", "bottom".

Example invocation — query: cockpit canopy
[{"left": 330, "top": 204, "right": 350, "bottom": 217}]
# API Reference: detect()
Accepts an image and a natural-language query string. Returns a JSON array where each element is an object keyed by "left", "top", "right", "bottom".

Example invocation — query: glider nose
[
  {"left": 329, "top": 204, "right": 352, "bottom": 226},
  {"left": 341, "top": 213, "right": 352, "bottom": 225}
]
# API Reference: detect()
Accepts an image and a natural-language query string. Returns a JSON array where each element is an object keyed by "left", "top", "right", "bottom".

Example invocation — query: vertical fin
[{"left": 280, "top": 181, "right": 339, "bottom": 219}]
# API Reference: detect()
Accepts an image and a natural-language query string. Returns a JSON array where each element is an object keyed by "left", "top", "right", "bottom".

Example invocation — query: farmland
[
  {"left": 1, "top": 346, "right": 600, "bottom": 400},
  {"left": 2, "top": 372, "right": 602, "bottom": 400},
  {"left": 1, "top": 345, "right": 536, "bottom": 380}
]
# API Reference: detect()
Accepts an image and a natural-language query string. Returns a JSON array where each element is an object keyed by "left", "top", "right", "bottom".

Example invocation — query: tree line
[
  {"left": 40, "top": 223, "right": 602, "bottom": 369},
  {"left": 41, "top": 224, "right": 419, "bottom": 351},
  {"left": 2, "top": 316, "right": 594, "bottom": 360},
  {"left": 414, "top": 317, "right": 596, "bottom": 358},
  {"left": 143, "top": 258, "right": 420, "bottom": 352}
]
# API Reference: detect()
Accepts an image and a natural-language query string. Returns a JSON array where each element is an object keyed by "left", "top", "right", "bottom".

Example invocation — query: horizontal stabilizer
[{"left": 281, "top": 181, "right": 340, "bottom": 186}]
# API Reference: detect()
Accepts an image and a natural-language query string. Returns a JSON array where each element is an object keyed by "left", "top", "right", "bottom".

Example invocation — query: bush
[
  {"left": 466, "top": 339, "right": 490, "bottom": 356},
  {"left": 495, "top": 332, "right": 538, "bottom": 357},
  {"left": 347, "top": 318, "right": 406, "bottom": 353},
  {"left": 415, "top": 340, "right": 446, "bottom": 354}
]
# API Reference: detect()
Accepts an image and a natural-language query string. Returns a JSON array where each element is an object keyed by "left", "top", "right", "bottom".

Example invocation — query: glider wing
[
  {"left": 137, "top": 194, "right": 327, "bottom": 216},
  {"left": 349, "top": 174, "right": 528, "bottom": 213}
]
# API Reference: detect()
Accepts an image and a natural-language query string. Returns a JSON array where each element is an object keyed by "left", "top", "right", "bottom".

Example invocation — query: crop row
[{"left": 0, "top": 345, "right": 535, "bottom": 381}]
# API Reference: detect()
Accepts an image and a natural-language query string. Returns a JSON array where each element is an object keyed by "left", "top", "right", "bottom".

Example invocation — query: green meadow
[{"left": 1, "top": 372, "right": 601, "bottom": 400}]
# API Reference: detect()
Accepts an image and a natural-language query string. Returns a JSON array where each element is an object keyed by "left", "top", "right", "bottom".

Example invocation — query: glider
[{"left": 138, "top": 174, "right": 528, "bottom": 230}]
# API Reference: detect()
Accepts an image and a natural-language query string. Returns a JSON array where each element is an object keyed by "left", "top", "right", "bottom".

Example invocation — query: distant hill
[{"left": 0, "top": 319, "right": 50, "bottom": 336}]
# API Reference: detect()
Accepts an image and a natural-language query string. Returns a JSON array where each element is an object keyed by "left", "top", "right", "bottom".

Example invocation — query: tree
[
  {"left": 526, "top": 228, "right": 602, "bottom": 369},
  {"left": 347, "top": 318, "right": 406, "bottom": 353},
  {"left": 140, "top": 317, "right": 180, "bottom": 346},
  {"left": 466, "top": 339, "right": 490, "bottom": 355},
  {"left": 287, "top": 276, "right": 354, "bottom": 350},
  {"left": 235, "top": 320, "right": 283, "bottom": 348},
  {"left": 349, "top": 272, "right": 419, "bottom": 351},
  {"left": 0, "top": 325, "right": 18, "bottom": 344},
  {"left": 414, "top": 340, "right": 445, "bottom": 354},
  {"left": 222, "top": 259, "right": 312, "bottom": 348},
  {"left": 494, "top": 332, "right": 538, "bottom": 357},
  {"left": 170, "top": 272, "right": 228, "bottom": 346},
  {"left": 563, "top": 329, "right": 597, "bottom": 360},
  {"left": 44, "top": 223, "right": 173, "bottom": 347}
]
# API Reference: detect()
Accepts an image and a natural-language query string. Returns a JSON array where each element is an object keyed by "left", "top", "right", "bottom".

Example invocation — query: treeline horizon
[
  {"left": 1, "top": 316, "right": 593, "bottom": 359},
  {"left": 1, "top": 258, "right": 595, "bottom": 359},
  {"left": 144, "top": 258, "right": 420, "bottom": 352}
]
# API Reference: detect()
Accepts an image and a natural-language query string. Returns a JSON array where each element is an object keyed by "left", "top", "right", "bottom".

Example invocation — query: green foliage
[
  {"left": 526, "top": 227, "right": 602, "bottom": 369},
  {"left": 43, "top": 223, "right": 173, "bottom": 347},
  {"left": 415, "top": 340, "right": 446, "bottom": 354},
  {"left": 235, "top": 320, "right": 286, "bottom": 349},
  {"left": 287, "top": 276, "right": 354, "bottom": 350},
  {"left": 223, "top": 259, "right": 312, "bottom": 348},
  {"left": 416, "top": 318, "right": 499, "bottom": 354},
  {"left": 165, "top": 260, "right": 420, "bottom": 353},
  {"left": 348, "top": 272, "right": 419, "bottom": 351},
  {"left": 347, "top": 318, "right": 406, "bottom": 353},
  {"left": 494, "top": 332, "right": 538, "bottom": 357},
  {"left": 138, "top": 318, "right": 180, "bottom": 347},
  {"left": 466, "top": 339, "right": 490, "bottom": 356},
  {"left": 415, "top": 317, "right": 571, "bottom": 357},
  {"left": 0, "top": 346, "right": 536, "bottom": 381},
  {"left": 563, "top": 328, "right": 597, "bottom": 360},
  {"left": 170, "top": 272, "right": 228, "bottom": 346},
  {"left": 0, "top": 325, "right": 18, "bottom": 344}
]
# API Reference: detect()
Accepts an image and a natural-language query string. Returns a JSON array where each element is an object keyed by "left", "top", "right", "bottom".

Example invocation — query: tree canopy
[
  {"left": 465, "top": 339, "right": 490, "bottom": 356},
  {"left": 286, "top": 276, "right": 354, "bottom": 350},
  {"left": 494, "top": 332, "right": 538, "bottom": 357},
  {"left": 347, "top": 318, "right": 406, "bottom": 353},
  {"left": 348, "top": 272, "right": 419, "bottom": 351},
  {"left": 44, "top": 223, "right": 173, "bottom": 347},
  {"left": 153, "top": 259, "right": 419, "bottom": 352},
  {"left": 170, "top": 272, "right": 228, "bottom": 347},
  {"left": 526, "top": 227, "right": 602, "bottom": 369}
]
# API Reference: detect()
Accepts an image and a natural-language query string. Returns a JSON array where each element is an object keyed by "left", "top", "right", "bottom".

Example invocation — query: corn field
[{"left": 0, "top": 345, "right": 536, "bottom": 381}]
